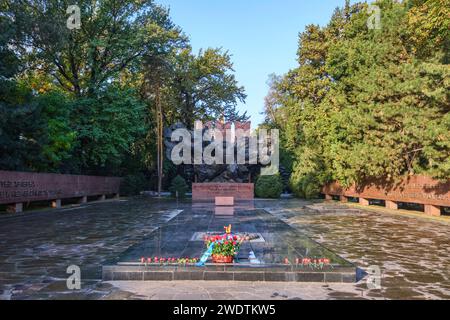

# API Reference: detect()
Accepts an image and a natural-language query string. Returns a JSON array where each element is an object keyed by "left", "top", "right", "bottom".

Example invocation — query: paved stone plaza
[{"left": 0, "top": 197, "right": 449, "bottom": 300}]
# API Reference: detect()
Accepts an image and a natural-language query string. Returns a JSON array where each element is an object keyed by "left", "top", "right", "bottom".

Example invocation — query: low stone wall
[
  {"left": 322, "top": 175, "right": 449, "bottom": 216},
  {"left": 192, "top": 183, "right": 254, "bottom": 201},
  {"left": 0, "top": 170, "right": 121, "bottom": 213}
]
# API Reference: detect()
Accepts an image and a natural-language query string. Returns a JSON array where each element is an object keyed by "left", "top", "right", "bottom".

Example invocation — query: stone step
[{"left": 103, "top": 264, "right": 356, "bottom": 283}]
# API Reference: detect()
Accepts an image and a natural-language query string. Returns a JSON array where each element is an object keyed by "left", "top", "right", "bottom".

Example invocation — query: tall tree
[
  {"left": 170, "top": 48, "right": 248, "bottom": 128},
  {"left": 263, "top": 0, "right": 449, "bottom": 197},
  {"left": 0, "top": 11, "right": 40, "bottom": 170},
  {"left": 5, "top": 0, "right": 177, "bottom": 97},
  {"left": 143, "top": 53, "right": 176, "bottom": 196}
]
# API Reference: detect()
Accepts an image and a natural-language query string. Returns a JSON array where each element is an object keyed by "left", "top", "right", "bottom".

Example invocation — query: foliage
[
  {"left": 1, "top": 0, "right": 248, "bottom": 184},
  {"left": 34, "top": 92, "right": 76, "bottom": 171},
  {"left": 162, "top": 47, "right": 248, "bottom": 127},
  {"left": 406, "top": 0, "right": 450, "bottom": 62},
  {"left": 169, "top": 175, "right": 189, "bottom": 198},
  {"left": 120, "top": 173, "right": 148, "bottom": 196},
  {"left": 0, "top": 85, "right": 45, "bottom": 171},
  {"left": 255, "top": 174, "right": 284, "bottom": 199},
  {"left": 69, "top": 86, "right": 146, "bottom": 173},
  {"left": 0, "top": 13, "right": 32, "bottom": 170},
  {"left": 263, "top": 0, "right": 450, "bottom": 197},
  {"left": 6, "top": 0, "right": 178, "bottom": 97}
]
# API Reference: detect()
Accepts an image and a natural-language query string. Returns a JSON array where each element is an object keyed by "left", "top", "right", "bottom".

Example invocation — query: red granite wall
[
  {"left": 192, "top": 183, "right": 254, "bottom": 201},
  {"left": 322, "top": 175, "right": 449, "bottom": 207},
  {"left": 0, "top": 170, "right": 121, "bottom": 205}
]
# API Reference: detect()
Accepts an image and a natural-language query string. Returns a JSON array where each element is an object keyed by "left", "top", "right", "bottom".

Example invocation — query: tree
[
  {"left": 170, "top": 48, "right": 248, "bottom": 127},
  {"left": 406, "top": 0, "right": 450, "bottom": 63},
  {"left": 1, "top": 0, "right": 249, "bottom": 188},
  {"left": 141, "top": 46, "right": 248, "bottom": 193},
  {"left": 0, "top": 12, "right": 46, "bottom": 171},
  {"left": 263, "top": 0, "right": 449, "bottom": 197},
  {"left": 0, "top": 85, "right": 46, "bottom": 171},
  {"left": 5, "top": 0, "right": 178, "bottom": 97},
  {"left": 69, "top": 86, "right": 146, "bottom": 174},
  {"left": 169, "top": 175, "right": 188, "bottom": 199}
]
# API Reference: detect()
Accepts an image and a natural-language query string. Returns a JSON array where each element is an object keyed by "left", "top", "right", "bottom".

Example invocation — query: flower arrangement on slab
[{"left": 203, "top": 225, "right": 244, "bottom": 264}]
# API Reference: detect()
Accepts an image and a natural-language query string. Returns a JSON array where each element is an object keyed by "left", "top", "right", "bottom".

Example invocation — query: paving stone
[{"left": 0, "top": 197, "right": 449, "bottom": 299}]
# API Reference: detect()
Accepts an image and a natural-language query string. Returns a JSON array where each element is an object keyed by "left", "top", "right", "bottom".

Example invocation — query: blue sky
[{"left": 157, "top": 0, "right": 357, "bottom": 126}]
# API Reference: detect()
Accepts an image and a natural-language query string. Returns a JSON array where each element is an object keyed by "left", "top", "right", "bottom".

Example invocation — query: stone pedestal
[
  {"left": 340, "top": 196, "right": 348, "bottom": 203},
  {"left": 7, "top": 203, "right": 23, "bottom": 213},
  {"left": 359, "top": 198, "right": 370, "bottom": 206},
  {"left": 325, "top": 194, "right": 333, "bottom": 200},
  {"left": 385, "top": 200, "right": 398, "bottom": 210},
  {"left": 52, "top": 199, "right": 61, "bottom": 209},
  {"left": 425, "top": 205, "right": 441, "bottom": 216}
]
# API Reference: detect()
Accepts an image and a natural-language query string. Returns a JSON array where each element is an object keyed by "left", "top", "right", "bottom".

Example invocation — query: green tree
[
  {"left": 169, "top": 175, "right": 189, "bottom": 199},
  {"left": 141, "top": 46, "right": 248, "bottom": 191},
  {"left": 1, "top": 0, "right": 249, "bottom": 186},
  {"left": 263, "top": 0, "right": 449, "bottom": 198},
  {"left": 6, "top": 0, "right": 178, "bottom": 97},
  {"left": 406, "top": 0, "right": 450, "bottom": 63},
  {"left": 0, "top": 85, "right": 46, "bottom": 171},
  {"left": 70, "top": 86, "right": 146, "bottom": 174},
  {"left": 0, "top": 12, "right": 47, "bottom": 171},
  {"left": 34, "top": 92, "right": 76, "bottom": 171},
  {"left": 169, "top": 48, "right": 248, "bottom": 127}
]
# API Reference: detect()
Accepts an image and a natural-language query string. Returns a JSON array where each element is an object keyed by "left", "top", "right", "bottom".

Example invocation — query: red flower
[
  {"left": 224, "top": 241, "right": 229, "bottom": 245},
  {"left": 323, "top": 259, "right": 330, "bottom": 264},
  {"left": 284, "top": 258, "right": 290, "bottom": 265},
  {"left": 233, "top": 236, "right": 238, "bottom": 240},
  {"left": 147, "top": 257, "right": 152, "bottom": 263},
  {"left": 233, "top": 241, "right": 237, "bottom": 245}
]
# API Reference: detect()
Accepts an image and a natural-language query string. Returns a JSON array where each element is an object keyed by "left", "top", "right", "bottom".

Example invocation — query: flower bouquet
[{"left": 203, "top": 225, "right": 243, "bottom": 264}]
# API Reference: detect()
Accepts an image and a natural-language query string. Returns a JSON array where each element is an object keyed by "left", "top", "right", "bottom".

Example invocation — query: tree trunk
[{"left": 156, "top": 86, "right": 163, "bottom": 197}]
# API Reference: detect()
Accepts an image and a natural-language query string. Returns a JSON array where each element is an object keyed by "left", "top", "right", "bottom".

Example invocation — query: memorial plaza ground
[{"left": 0, "top": 197, "right": 449, "bottom": 300}]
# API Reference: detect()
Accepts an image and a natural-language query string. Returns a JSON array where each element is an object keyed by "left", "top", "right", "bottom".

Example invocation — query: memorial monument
[{"left": 164, "top": 121, "right": 265, "bottom": 202}]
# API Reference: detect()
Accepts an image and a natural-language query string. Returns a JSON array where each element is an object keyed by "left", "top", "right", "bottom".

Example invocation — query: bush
[
  {"left": 255, "top": 174, "right": 283, "bottom": 199},
  {"left": 169, "top": 175, "right": 189, "bottom": 199},
  {"left": 120, "top": 173, "right": 148, "bottom": 196},
  {"left": 290, "top": 172, "right": 321, "bottom": 199}
]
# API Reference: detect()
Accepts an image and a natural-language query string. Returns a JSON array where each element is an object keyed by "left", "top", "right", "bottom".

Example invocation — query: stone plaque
[{"left": 215, "top": 197, "right": 234, "bottom": 206}]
